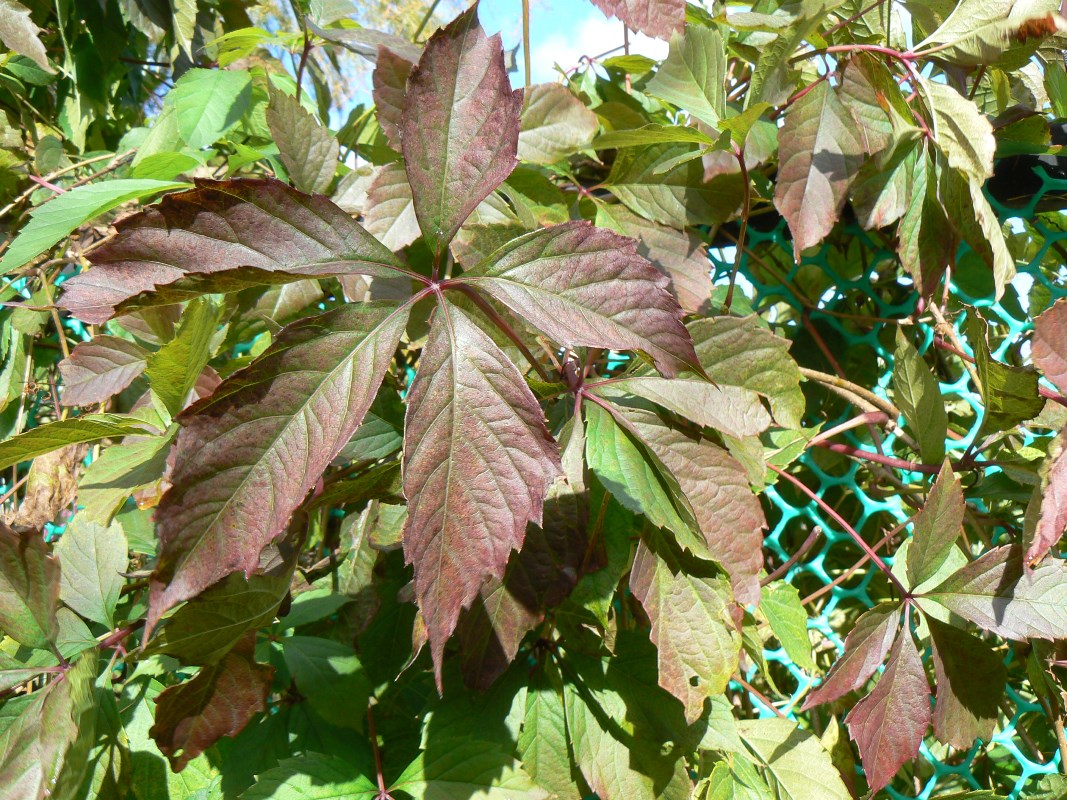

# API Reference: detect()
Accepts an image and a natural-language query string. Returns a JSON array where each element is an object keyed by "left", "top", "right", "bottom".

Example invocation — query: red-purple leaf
[
  {"left": 373, "top": 46, "right": 413, "bottom": 151},
  {"left": 402, "top": 300, "right": 561, "bottom": 683},
  {"left": 1034, "top": 298, "right": 1067, "bottom": 395},
  {"left": 460, "top": 221, "right": 698, "bottom": 376},
  {"left": 0, "top": 522, "right": 60, "bottom": 650},
  {"left": 1029, "top": 427, "right": 1067, "bottom": 565},
  {"left": 363, "top": 163, "right": 422, "bottom": 250},
  {"left": 845, "top": 629, "right": 931, "bottom": 794},
  {"left": 147, "top": 301, "right": 409, "bottom": 634},
  {"left": 927, "top": 617, "right": 1005, "bottom": 748},
  {"left": 774, "top": 81, "right": 865, "bottom": 259},
  {"left": 400, "top": 6, "right": 522, "bottom": 259},
  {"left": 149, "top": 635, "right": 273, "bottom": 771},
  {"left": 630, "top": 537, "right": 740, "bottom": 723},
  {"left": 59, "top": 335, "right": 149, "bottom": 407},
  {"left": 58, "top": 179, "right": 404, "bottom": 324},
  {"left": 457, "top": 414, "right": 600, "bottom": 689},
  {"left": 906, "top": 462, "right": 965, "bottom": 587},
  {"left": 802, "top": 602, "right": 900, "bottom": 710},
  {"left": 589, "top": 0, "right": 685, "bottom": 39}
]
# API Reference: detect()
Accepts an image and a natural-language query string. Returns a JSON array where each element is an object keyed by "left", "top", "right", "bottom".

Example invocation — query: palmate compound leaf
[
  {"left": 844, "top": 628, "right": 931, "bottom": 794},
  {"left": 589, "top": 0, "right": 685, "bottom": 39},
  {"left": 146, "top": 301, "right": 409, "bottom": 635},
  {"left": 400, "top": 5, "right": 522, "bottom": 261},
  {"left": 58, "top": 179, "right": 406, "bottom": 324},
  {"left": 773, "top": 80, "right": 865, "bottom": 259},
  {"left": 802, "top": 602, "right": 900, "bottom": 709},
  {"left": 458, "top": 221, "right": 699, "bottom": 376},
  {"left": 402, "top": 299, "right": 561, "bottom": 682},
  {"left": 629, "top": 535, "right": 741, "bottom": 723},
  {"left": 149, "top": 634, "right": 273, "bottom": 772},
  {"left": 919, "top": 545, "right": 1067, "bottom": 640}
]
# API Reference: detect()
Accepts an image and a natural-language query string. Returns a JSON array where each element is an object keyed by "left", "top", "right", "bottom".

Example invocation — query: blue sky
[{"left": 477, "top": 0, "right": 670, "bottom": 84}]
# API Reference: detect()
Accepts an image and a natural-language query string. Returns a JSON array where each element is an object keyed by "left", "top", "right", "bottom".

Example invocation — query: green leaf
[
  {"left": 280, "top": 637, "right": 370, "bottom": 729},
  {"left": 630, "top": 537, "right": 741, "bottom": 723},
  {"left": 609, "top": 375, "right": 770, "bottom": 436},
  {"left": 266, "top": 85, "right": 340, "bottom": 195},
  {"left": 145, "top": 299, "right": 221, "bottom": 418},
  {"left": 0, "top": 414, "right": 155, "bottom": 472},
  {"left": 920, "top": 546, "right": 1067, "bottom": 640},
  {"left": 927, "top": 617, "right": 1005, "bottom": 748},
  {"left": 0, "top": 522, "right": 59, "bottom": 650},
  {"left": 518, "top": 83, "right": 599, "bottom": 165},
  {"left": 0, "top": 180, "right": 189, "bottom": 275},
  {"left": 389, "top": 738, "right": 548, "bottom": 799},
  {"left": 907, "top": 462, "right": 964, "bottom": 588},
  {"left": 594, "top": 124, "right": 719, "bottom": 149},
  {"left": 0, "top": 0, "right": 53, "bottom": 72},
  {"left": 363, "top": 163, "right": 421, "bottom": 250},
  {"left": 922, "top": 80, "right": 995, "bottom": 183},
  {"left": 702, "top": 758, "right": 773, "bottom": 800},
  {"left": 647, "top": 25, "right": 726, "bottom": 128},
  {"left": 689, "top": 316, "right": 805, "bottom": 429},
  {"left": 966, "top": 312, "right": 1043, "bottom": 438},
  {"left": 54, "top": 518, "right": 127, "bottom": 629},
  {"left": 518, "top": 662, "right": 573, "bottom": 798},
  {"left": 400, "top": 6, "right": 522, "bottom": 259},
  {"left": 76, "top": 430, "right": 174, "bottom": 525},
  {"left": 774, "top": 81, "right": 865, "bottom": 258},
  {"left": 737, "top": 717, "right": 852, "bottom": 800},
  {"left": 892, "top": 329, "right": 947, "bottom": 464},
  {"left": 238, "top": 753, "right": 378, "bottom": 799},
  {"left": 916, "top": 0, "right": 1065, "bottom": 68},
  {"left": 761, "top": 580, "right": 815, "bottom": 672},
  {"left": 605, "top": 142, "right": 742, "bottom": 228},
  {"left": 168, "top": 69, "right": 253, "bottom": 149}
]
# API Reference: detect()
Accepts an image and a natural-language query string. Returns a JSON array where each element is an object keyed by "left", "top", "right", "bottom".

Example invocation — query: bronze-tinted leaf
[
  {"left": 402, "top": 300, "right": 561, "bottom": 682},
  {"left": 1033, "top": 297, "right": 1067, "bottom": 395},
  {"left": 149, "top": 636, "right": 273, "bottom": 771},
  {"left": 774, "top": 81, "right": 865, "bottom": 259},
  {"left": 803, "top": 602, "right": 900, "bottom": 709},
  {"left": 0, "top": 522, "right": 59, "bottom": 650},
  {"left": 845, "top": 630, "right": 931, "bottom": 794},
  {"left": 630, "top": 537, "right": 740, "bottom": 723},
  {"left": 400, "top": 6, "right": 522, "bottom": 259},
  {"left": 372, "top": 46, "right": 413, "bottom": 151},
  {"left": 363, "top": 163, "right": 422, "bottom": 251},
  {"left": 927, "top": 617, "right": 1005, "bottom": 748},
  {"left": 1029, "top": 428, "right": 1067, "bottom": 566},
  {"left": 906, "top": 462, "right": 964, "bottom": 588},
  {"left": 59, "top": 179, "right": 404, "bottom": 324},
  {"left": 59, "top": 336, "right": 149, "bottom": 407},
  {"left": 460, "top": 221, "right": 698, "bottom": 376},
  {"left": 589, "top": 0, "right": 684, "bottom": 39},
  {"left": 266, "top": 85, "right": 339, "bottom": 195},
  {"left": 147, "top": 302, "right": 409, "bottom": 634}
]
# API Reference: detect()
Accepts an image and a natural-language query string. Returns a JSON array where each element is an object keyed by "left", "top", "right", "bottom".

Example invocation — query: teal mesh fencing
[{"left": 709, "top": 167, "right": 1067, "bottom": 797}]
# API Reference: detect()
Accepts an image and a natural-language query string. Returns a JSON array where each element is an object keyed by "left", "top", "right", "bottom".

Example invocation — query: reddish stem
[{"left": 768, "top": 463, "right": 912, "bottom": 600}]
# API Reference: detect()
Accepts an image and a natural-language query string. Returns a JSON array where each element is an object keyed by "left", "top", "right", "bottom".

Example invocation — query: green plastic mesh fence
[{"left": 707, "top": 165, "right": 1067, "bottom": 797}]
